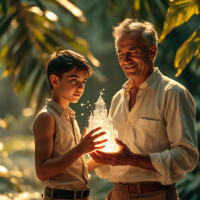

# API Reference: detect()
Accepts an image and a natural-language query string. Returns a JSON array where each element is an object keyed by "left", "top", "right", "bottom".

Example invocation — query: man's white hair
[{"left": 113, "top": 19, "right": 158, "bottom": 50}]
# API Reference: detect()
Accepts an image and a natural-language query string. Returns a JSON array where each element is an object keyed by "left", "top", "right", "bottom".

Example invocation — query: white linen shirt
[{"left": 95, "top": 68, "right": 199, "bottom": 185}]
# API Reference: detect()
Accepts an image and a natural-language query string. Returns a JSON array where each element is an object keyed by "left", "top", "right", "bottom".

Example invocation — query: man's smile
[{"left": 124, "top": 64, "right": 137, "bottom": 71}]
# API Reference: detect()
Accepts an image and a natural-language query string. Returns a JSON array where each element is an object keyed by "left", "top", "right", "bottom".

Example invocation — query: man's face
[
  {"left": 56, "top": 68, "right": 87, "bottom": 104},
  {"left": 116, "top": 32, "right": 153, "bottom": 80}
]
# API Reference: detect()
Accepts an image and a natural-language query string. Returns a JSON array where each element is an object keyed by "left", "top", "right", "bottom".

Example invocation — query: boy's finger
[
  {"left": 88, "top": 127, "right": 102, "bottom": 136},
  {"left": 93, "top": 131, "right": 106, "bottom": 139},
  {"left": 81, "top": 127, "right": 87, "bottom": 139},
  {"left": 94, "top": 145, "right": 106, "bottom": 149},
  {"left": 94, "top": 139, "right": 108, "bottom": 145}
]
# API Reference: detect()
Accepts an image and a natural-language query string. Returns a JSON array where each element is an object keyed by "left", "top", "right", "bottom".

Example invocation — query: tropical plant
[
  {"left": 0, "top": 0, "right": 99, "bottom": 110},
  {"left": 159, "top": 0, "right": 200, "bottom": 76},
  {"left": 79, "top": 0, "right": 169, "bottom": 35}
]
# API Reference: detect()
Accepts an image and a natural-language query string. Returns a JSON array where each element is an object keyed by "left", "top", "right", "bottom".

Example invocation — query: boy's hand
[{"left": 77, "top": 127, "right": 107, "bottom": 155}]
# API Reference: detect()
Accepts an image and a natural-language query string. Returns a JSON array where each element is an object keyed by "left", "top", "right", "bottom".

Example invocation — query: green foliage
[
  {"left": 159, "top": 0, "right": 200, "bottom": 42},
  {"left": 84, "top": 0, "right": 168, "bottom": 35},
  {"left": 0, "top": 0, "right": 97, "bottom": 111},
  {"left": 159, "top": 0, "right": 200, "bottom": 76},
  {"left": 177, "top": 172, "right": 200, "bottom": 200},
  {"left": 174, "top": 26, "right": 200, "bottom": 76}
]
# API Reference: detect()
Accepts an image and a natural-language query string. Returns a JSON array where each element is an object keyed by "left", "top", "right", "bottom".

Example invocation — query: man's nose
[{"left": 123, "top": 54, "right": 131, "bottom": 64}]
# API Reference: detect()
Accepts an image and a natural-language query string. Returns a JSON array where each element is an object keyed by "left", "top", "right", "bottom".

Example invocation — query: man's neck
[{"left": 131, "top": 66, "right": 154, "bottom": 90}]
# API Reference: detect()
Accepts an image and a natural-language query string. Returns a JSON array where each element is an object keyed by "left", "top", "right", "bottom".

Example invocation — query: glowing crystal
[{"left": 87, "top": 91, "right": 119, "bottom": 152}]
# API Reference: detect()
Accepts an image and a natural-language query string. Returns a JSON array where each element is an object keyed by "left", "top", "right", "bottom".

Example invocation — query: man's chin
[{"left": 125, "top": 72, "right": 138, "bottom": 79}]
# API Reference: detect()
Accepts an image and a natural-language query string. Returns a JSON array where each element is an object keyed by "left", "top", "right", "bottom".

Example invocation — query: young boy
[{"left": 33, "top": 49, "right": 107, "bottom": 200}]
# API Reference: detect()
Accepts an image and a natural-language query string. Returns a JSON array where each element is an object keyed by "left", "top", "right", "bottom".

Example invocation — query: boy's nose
[{"left": 78, "top": 83, "right": 84, "bottom": 89}]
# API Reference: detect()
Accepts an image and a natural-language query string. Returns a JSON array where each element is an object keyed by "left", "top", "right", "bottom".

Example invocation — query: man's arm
[
  {"left": 33, "top": 112, "right": 107, "bottom": 181},
  {"left": 90, "top": 138, "right": 158, "bottom": 172},
  {"left": 149, "top": 90, "right": 199, "bottom": 183}
]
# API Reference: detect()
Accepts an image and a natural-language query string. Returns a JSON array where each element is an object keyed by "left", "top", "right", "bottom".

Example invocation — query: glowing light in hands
[{"left": 87, "top": 91, "right": 119, "bottom": 153}]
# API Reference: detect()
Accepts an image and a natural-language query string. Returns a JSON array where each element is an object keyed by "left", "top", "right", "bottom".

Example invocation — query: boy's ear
[{"left": 50, "top": 74, "right": 59, "bottom": 88}]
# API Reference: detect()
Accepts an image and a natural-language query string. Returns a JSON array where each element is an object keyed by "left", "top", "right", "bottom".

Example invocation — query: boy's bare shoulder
[
  {"left": 33, "top": 109, "right": 55, "bottom": 135},
  {"left": 35, "top": 109, "right": 54, "bottom": 123}
]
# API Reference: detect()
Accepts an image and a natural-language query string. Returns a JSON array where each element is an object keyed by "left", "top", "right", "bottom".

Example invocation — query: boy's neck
[{"left": 51, "top": 93, "right": 69, "bottom": 110}]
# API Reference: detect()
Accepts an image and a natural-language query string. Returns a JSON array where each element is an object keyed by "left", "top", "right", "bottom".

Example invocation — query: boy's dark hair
[{"left": 46, "top": 48, "right": 93, "bottom": 90}]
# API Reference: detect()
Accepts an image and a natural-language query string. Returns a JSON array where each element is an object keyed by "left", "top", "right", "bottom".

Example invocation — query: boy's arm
[
  {"left": 33, "top": 112, "right": 83, "bottom": 181},
  {"left": 86, "top": 158, "right": 104, "bottom": 172},
  {"left": 33, "top": 112, "right": 107, "bottom": 182}
]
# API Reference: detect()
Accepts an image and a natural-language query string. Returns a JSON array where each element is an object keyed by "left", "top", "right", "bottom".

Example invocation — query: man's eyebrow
[
  {"left": 129, "top": 47, "right": 139, "bottom": 51},
  {"left": 117, "top": 47, "right": 138, "bottom": 53}
]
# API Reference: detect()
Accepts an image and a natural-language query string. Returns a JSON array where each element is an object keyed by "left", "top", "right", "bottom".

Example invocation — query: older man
[{"left": 90, "top": 19, "right": 199, "bottom": 200}]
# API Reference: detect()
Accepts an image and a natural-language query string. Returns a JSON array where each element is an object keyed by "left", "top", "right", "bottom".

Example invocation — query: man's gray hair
[{"left": 113, "top": 19, "right": 158, "bottom": 50}]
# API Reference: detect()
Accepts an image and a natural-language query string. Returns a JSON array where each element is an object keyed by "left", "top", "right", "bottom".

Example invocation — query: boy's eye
[
  {"left": 82, "top": 80, "right": 86, "bottom": 84},
  {"left": 71, "top": 79, "right": 77, "bottom": 82}
]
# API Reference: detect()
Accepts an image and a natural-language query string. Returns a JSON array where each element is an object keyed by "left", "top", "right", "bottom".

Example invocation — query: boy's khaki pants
[{"left": 106, "top": 186, "right": 180, "bottom": 200}]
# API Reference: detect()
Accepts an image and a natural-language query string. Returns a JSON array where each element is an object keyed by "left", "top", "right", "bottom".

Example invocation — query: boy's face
[{"left": 55, "top": 68, "right": 87, "bottom": 104}]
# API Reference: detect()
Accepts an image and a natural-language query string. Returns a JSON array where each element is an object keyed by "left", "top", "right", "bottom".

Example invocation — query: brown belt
[
  {"left": 44, "top": 187, "right": 90, "bottom": 199},
  {"left": 115, "top": 182, "right": 175, "bottom": 194}
]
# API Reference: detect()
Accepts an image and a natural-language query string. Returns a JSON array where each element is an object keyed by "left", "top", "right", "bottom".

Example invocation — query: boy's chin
[{"left": 70, "top": 99, "right": 80, "bottom": 103}]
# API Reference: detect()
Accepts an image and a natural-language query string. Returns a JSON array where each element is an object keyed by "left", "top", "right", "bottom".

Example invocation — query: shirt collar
[
  {"left": 122, "top": 79, "right": 133, "bottom": 93},
  {"left": 46, "top": 99, "right": 75, "bottom": 117},
  {"left": 145, "top": 67, "right": 162, "bottom": 91},
  {"left": 122, "top": 67, "right": 162, "bottom": 92}
]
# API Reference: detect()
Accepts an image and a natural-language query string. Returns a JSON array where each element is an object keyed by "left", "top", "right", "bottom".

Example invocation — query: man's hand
[
  {"left": 89, "top": 138, "right": 158, "bottom": 172},
  {"left": 89, "top": 138, "right": 134, "bottom": 166}
]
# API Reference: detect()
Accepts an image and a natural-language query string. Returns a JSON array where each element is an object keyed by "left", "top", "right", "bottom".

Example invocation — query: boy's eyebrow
[{"left": 69, "top": 74, "right": 87, "bottom": 80}]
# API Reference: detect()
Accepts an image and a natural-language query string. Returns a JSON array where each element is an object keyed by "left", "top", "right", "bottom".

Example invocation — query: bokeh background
[{"left": 0, "top": 0, "right": 200, "bottom": 199}]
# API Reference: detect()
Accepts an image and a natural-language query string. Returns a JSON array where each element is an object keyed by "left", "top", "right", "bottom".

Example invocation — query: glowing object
[{"left": 87, "top": 91, "right": 119, "bottom": 152}]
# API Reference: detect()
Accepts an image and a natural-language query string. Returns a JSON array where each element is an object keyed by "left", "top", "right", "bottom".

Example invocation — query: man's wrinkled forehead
[{"left": 116, "top": 31, "right": 143, "bottom": 51}]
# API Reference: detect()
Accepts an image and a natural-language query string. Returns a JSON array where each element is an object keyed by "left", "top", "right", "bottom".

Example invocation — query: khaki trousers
[{"left": 106, "top": 187, "right": 180, "bottom": 200}]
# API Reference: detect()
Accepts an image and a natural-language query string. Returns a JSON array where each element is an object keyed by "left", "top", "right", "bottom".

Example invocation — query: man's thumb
[{"left": 115, "top": 138, "right": 127, "bottom": 150}]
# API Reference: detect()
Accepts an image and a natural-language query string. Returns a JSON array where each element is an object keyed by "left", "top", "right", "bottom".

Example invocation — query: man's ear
[
  {"left": 50, "top": 74, "right": 59, "bottom": 88},
  {"left": 149, "top": 45, "right": 157, "bottom": 60}
]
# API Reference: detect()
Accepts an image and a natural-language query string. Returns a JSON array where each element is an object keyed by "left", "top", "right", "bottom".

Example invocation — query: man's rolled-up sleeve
[
  {"left": 94, "top": 165, "right": 110, "bottom": 179},
  {"left": 150, "top": 89, "right": 199, "bottom": 185}
]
